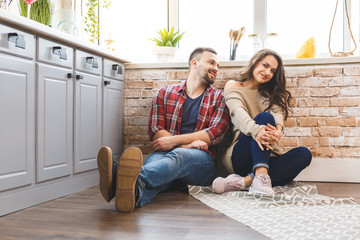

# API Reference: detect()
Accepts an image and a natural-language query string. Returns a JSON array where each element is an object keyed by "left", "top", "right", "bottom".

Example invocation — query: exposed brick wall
[{"left": 124, "top": 65, "right": 360, "bottom": 160}]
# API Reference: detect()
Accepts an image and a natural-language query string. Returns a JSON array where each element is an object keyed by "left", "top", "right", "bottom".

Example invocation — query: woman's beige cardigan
[{"left": 222, "top": 86, "right": 284, "bottom": 173}]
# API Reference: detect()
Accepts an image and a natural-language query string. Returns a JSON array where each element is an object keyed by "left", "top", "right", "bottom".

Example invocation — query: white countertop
[{"left": 0, "top": 9, "right": 129, "bottom": 63}]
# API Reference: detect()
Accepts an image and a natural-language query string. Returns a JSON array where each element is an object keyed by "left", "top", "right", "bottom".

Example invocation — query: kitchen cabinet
[
  {"left": 0, "top": 53, "right": 35, "bottom": 192},
  {"left": 102, "top": 59, "right": 125, "bottom": 161},
  {"left": 36, "top": 38, "right": 74, "bottom": 182},
  {"left": 74, "top": 50, "right": 102, "bottom": 173},
  {"left": 0, "top": 14, "right": 126, "bottom": 216}
]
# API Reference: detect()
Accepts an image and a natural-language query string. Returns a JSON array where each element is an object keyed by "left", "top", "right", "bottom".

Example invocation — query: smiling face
[
  {"left": 250, "top": 54, "right": 278, "bottom": 87},
  {"left": 195, "top": 51, "right": 219, "bottom": 85}
]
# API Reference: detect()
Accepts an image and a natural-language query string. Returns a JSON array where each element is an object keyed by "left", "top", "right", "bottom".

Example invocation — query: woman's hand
[
  {"left": 255, "top": 124, "right": 282, "bottom": 151},
  {"left": 261, "top": 124, "right": 282, "bottom": 150},
  {"left": 254, "top": 127, "right": 270, "bottom": 151}
]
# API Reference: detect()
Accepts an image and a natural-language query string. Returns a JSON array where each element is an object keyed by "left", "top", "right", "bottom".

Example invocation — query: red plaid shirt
[{"left": 148, "top": 81, "right": 230, "bottom": 156}]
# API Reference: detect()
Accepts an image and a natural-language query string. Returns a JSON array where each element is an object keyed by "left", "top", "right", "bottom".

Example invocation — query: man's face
[{"left": 195, "top": 51, "right": 219, "bottom": 85}]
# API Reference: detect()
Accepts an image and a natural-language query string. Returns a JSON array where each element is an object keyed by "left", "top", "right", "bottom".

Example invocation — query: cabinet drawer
[
  {"left": 75, "top": 50, "right": 102, "bottom": 75},
  {"left": 0, "top": 24, "right": 35, "bottom": 59},
  {"left": 103, "top": 59, "right": 124, "bottom": 80},
  {"left": 37, "top": 38, "right": 73, "bottom": 68}
]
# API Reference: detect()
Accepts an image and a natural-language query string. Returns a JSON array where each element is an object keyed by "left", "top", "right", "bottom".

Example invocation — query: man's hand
[
  {"left": 151, "top": 136, "right": 177, "bottom": 152},
  {"left": 180, "top": 140, "right": 208, "bottom": 150}
]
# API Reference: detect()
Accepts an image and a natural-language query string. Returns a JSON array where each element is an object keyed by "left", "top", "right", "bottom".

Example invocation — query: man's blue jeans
[{"left": 113, "top": 148, "right": 215, "bottom": 208}]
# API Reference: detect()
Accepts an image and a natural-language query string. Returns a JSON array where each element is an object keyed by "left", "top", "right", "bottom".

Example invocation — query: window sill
[{"left": 126, "top": 56, "right": 360, "bottom": 70}]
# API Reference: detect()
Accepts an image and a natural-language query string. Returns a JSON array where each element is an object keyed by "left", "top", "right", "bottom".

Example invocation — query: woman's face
[{"left": 251, "top": 55, "right": 278, "bottom": 86}]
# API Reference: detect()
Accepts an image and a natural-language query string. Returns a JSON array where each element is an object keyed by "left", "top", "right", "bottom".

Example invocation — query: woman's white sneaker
[{"left": 249, "top": 173, "right": 275, "bottom": 195}]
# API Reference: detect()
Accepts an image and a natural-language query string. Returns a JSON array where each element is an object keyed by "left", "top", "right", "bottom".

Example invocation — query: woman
[{"left": 213, "top": 49, "right": 312, "bottom": 194}]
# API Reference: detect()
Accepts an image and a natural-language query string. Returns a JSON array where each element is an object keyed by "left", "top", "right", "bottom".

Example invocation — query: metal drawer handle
[
  {"left": 86, "top": 57, "right": 98, "bottom": 68},
  {"left": 8, "top": 33, "right": 26, "bottom": 49},
  {"left": 112, "top": 64, "right": 123, "bottom": 74},
  {"left": 104, "top": 80, "right": 111, "bottom": 86},
  {"left": 76, "top": 75, "right": 83, "bottom": 80},
  {"left": 52, "top": 46, "right": 68, "bottom": 60},
  {"left": 67, "top": 73, "right": 75, "bottom": 79}
]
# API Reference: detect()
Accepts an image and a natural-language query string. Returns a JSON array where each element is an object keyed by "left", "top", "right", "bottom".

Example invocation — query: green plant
[
  {"left": 19, "top": 0, "right": 53, "bottom": 26},
  {"left": 84, "top": 0, "right": 111, "bottom": 43},
  {"left": 149, "top": 27, "right": 184, "bottom": 47}
]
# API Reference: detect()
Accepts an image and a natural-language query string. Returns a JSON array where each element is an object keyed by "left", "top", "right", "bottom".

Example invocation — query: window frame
[{"left": 167, "top": 0, "right": 353, "bottom": 55}]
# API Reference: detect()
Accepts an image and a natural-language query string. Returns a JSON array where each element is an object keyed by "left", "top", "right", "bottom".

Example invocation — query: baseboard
[
  {"left": 295, "top": 157, "right": 360, "bottom": 183},
  {"left": 0, "top": 172, "right": 99, "bottom": 216}
]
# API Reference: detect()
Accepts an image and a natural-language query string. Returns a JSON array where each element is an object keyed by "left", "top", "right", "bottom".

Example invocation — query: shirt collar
[{"left": 178, "top": 80, "right": 213, "bottom": 94}]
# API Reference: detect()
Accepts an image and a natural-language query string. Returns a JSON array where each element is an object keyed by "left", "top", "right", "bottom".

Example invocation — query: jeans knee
[
  {"left": 254, "top": 112, "right": 275, "bottom": 126},
  {"left": 298, "top": 147, "right": 312, "bottom": 168}
]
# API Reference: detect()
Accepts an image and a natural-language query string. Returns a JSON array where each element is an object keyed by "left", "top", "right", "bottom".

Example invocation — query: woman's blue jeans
[
  {"left": 113, "top": 148, "right": 215, "bottom": 208},
  {"left": 232, "top": 112, "right": 312, "bottom": 186}
]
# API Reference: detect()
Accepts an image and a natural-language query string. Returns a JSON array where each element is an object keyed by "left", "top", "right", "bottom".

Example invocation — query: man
[{"left": 97, "top": 47, "right": 230, "bottom": 212}]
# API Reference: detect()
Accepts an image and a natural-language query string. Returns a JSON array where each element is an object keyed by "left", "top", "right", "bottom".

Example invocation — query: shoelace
[
  {"left": 258, "top": 174, "right": 270, "bottom": 185},
  {"left": 224, "top": 179, "right": 245, "bottom": 192}
]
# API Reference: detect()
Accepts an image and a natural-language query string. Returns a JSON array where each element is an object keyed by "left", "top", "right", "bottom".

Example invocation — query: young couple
[{"left": 97, "top": 47, "right": 312, "bottom": 212}]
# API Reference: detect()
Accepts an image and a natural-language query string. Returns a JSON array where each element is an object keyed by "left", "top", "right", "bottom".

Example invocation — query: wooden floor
[{"left": 1, "top": 182, "right": 359, "bottom": 240}]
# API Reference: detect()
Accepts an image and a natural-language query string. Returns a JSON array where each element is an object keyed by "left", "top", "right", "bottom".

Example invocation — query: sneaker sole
[
  {"left": 249, "top": 187, "right": 275, "bottom": 195},
  {"left": 115, "top": 147, "right": 143, "bottom": 212},
  {"left": 97, "top": 146, "right": 114, "bottom": 202}
]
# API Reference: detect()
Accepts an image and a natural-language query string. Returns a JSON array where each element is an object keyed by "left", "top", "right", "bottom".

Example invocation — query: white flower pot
[{"left": 152, "top": 46, "right": 177, "bottom": 61}]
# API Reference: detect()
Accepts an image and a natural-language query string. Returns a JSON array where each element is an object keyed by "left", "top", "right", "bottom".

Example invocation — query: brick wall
[{"left": 124, "top": 64, "right": 360, "bottom": 162}]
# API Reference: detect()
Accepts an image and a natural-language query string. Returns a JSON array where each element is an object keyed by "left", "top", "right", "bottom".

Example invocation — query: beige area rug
[{"left": 189, "top": 182, "right": 360, "bottom": 240}]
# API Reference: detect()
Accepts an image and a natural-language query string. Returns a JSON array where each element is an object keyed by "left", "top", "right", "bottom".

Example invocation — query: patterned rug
[{"left": 189, "top": 182, "right": 360, "bottom": 240}]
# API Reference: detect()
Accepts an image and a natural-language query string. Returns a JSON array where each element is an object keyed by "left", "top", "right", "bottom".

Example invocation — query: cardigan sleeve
[{"left": 224, "top": 89, "right": 263, "bottom": 139}]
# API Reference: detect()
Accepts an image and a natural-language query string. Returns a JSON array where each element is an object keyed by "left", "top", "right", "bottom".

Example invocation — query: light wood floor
[{"left": 0, "top": 182, "right": 359, "bottom": 240}]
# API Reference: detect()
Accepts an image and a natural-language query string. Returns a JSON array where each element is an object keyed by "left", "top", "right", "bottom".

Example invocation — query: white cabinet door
[
  {"left": 74, "top": 72, "right": 102, "bottom": 173},
  {"left": 102, "top": 78, "right": 124, "bottom": 161},
  {"left": 0, "top": 54, "right": 35, "bottom": 191},
  {"left": 36, "top": 63, "right": 74, "bottom": 182}
]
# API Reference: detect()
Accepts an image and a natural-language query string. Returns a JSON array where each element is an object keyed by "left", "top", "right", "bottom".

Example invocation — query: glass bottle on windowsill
[
  {"left": 248, "top": 34, "right": 262, "bottom": 55},
  {"left": 264, "top": 33, "right": 278, "bottom": 51}
]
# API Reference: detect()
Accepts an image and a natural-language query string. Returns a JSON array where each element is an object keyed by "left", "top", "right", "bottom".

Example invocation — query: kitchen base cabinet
[
  {"left": 102, "top": 78, "right": 124, "bottom": 161},
  {"left": 0, "top": 17, "right": 125, "bottom": 216},
  {"left": 74, "top": 72, "right": 102, "bottom": 173},
  {"left": 0, "top": 53, "right": 35, "bottom": 193},
  {"left": 37, "top": 63, "right": 74, "bottom": 182}
]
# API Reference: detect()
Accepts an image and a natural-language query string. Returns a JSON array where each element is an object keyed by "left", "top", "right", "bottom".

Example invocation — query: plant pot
[{"left": 152, "top": 46, "right": 177, "bottom": 61}]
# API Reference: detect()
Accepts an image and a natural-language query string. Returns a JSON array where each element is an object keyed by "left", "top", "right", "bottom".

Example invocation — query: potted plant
[
  {"left": 149, "top": 27, "right": 184, "bottom": 60},
  {"left": 19, "top": 0, "right": 53, "bottom": 26}
]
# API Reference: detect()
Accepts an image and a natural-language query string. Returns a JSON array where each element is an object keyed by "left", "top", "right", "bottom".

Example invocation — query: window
[
  {"left": 178, "top": 0, "right": 254, "bottom": 61},
  {"left": 97, "top": 0, "right": 359, "bottom": 61},
  {"left": 100, "top": 0, "right": 167, "bottom": 61},
  {"left": 267, "top": 0, "right": 355, "bottom": 57}
]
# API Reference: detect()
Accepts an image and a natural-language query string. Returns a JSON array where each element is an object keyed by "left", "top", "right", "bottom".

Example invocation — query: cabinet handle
[
  {"left": 86, "top": 57, "right": 98, "bottom": 68},
  {"left": 112, "top": 64, "right": 123, "bottom": 74},
  {"left": 104, "top": 80, "right": 111, "bottom": 86},
  {"left": 8, "top": 33, "right": 26, "bottom": 49},
  {"left": 76, "top": 75, "right": 83, "bottom": 80},
  {"left": 52, "top": 46, "right": 68, "bottom": 60},
  {"left": 67, "top": 73, "right": 75, "bottom": 79}
]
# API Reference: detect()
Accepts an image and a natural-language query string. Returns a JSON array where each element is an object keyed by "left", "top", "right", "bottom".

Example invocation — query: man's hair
[{"left": 188, "top": 47, "right": 217, "bottom": 67}]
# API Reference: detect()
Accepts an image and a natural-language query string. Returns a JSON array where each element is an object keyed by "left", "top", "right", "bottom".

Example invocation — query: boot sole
[
  {"left": 97, "top": 146, "right": 114, "bottom": 202},
  {"left": 115, "top": 147, "right": 143, "bottom": 212}
]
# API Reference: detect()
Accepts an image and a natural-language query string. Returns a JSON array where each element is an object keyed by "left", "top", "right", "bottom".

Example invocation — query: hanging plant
[{"left": 84, "top": 0, "right": 111, "bottom": 43}]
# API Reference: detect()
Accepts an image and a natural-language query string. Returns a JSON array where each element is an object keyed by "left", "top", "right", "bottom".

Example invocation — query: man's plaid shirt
[{"left": 148, "top": 81, "right": 230, "bottom": 156}]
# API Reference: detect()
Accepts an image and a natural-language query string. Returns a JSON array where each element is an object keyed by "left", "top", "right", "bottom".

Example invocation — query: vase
[{"left": 152, "top": 46, "right": 177, "bottom": 61}]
